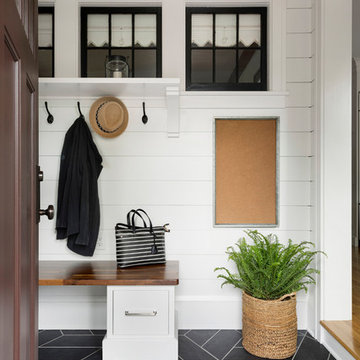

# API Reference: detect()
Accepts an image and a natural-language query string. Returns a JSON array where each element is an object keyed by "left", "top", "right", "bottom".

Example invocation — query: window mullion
[
  {"left": 109, "top": 14, "right": 112, "bottom": 57},
  {"left": 212, "top": 13, "right": 216, "bottom": 84},
  {"left": 236, "top": 12, "right": 239, "bottom": 84},
  {"left": 132, "top": 13, "right": 135, "bottom": 77}
]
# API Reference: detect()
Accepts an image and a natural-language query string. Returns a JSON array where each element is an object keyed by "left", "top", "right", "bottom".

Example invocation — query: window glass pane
[
  {"left": 215, "top": 14, "right": 236, "bottom": 47},
  {"left": 238, "top": 14, "right": 261, "bottom": 47},
  {"left": 111, "top": 49, "right": 132, "bottom": 76},
  {"left": 191, "top": 14, "right": 213, "bottom": 48},
  {"left": 135, "top": 14, "right": 156, "bottom": 47},
  {"left": 39, "top": 49, "right": 53, "bottom": 77},
  {"left": 238, "top": 49, "right": 261, "bottom": 83},
  {"left": 215, "top": 50, "right": 236, "bottom": 83},
  {"left": 87, "top": 14, "right": 109, "bottom": 47},
  {"left": 38, "top": 14, "right": 52, "bottom": 47},
  {"left": 191, "top": 50, "right": 213, "bottom": 83},
  {"left": 87, "top": 49, "right": 108, "bottom": 77},
  {"left": 112, "top": 14, "right": 132, "bottom": 47},
  {"left": 134, "top": 50, "right": 156, "bottom": 77}
]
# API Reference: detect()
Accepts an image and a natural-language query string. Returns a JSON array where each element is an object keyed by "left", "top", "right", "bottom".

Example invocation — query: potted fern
[{"left": 215, "top": 230, "right": 324, "bottom": 359}]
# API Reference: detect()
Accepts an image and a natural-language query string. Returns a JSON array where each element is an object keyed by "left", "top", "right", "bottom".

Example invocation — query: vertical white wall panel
[
  {"left": 318, "top": 0, "right": 352, "bottom": 322},
  {"left": 54, "top": 0, "right": 78, "bottom": 77}
]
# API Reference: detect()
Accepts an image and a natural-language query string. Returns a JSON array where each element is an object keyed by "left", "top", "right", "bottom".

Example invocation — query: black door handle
[
  {"left": 37, "top": 166, "right": 54, "bottom": 222},
  {"left": 39, "top": 205, "right": 54, "bottom": 220}
]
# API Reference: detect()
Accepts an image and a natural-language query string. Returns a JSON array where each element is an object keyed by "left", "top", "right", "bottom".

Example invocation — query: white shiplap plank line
[
  {"left": 39, "top": 205, "right": 311, "bottom": 232},
  {"left": 40, "top": 154, "right": 312, "bottom": 158},
  {"left": 39, "top": 230, "right": 312, "bottom": 258},
  {"left": 285, "top": 57, "right": 313, "bottom": 59},
  {"left": 40, "top": 180, "right": 311, "bottom": 207},
  {"left": 39, "top": 130, "right": 313, "bottom": 134},
  {"left": 39, "top": 156, "right": 311, "bottom": 182},
  {"left": 40, "top": 132, "right": 312, "bottom": 157},
  {"left": 37, "top": 280, "right": 309, "bottom": 302}
]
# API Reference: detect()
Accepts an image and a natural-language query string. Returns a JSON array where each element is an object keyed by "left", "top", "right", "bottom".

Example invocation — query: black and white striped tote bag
[{"left": 115, "top": 209, "right": 169, "bottom": 268}]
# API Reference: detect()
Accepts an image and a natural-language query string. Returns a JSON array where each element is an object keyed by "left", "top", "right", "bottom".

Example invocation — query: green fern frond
[{"left": 214, "top": 230, "right": 326, "bottom": 300}]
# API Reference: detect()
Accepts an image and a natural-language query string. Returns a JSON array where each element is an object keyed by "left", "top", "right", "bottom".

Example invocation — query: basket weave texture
[{"left": 242, "top": 292, "right": 297, "bottom": 359}]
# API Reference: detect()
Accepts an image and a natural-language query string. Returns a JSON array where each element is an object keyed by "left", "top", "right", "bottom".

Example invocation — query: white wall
[
  {"left": 38, "top": 0, "right": 316, "bottom": 330},
  {"left": 317, "top": 0, "right": 352, "bottom": 323},
  {"left": 313, "top": 0, "right": 353, "bottom": 354}
]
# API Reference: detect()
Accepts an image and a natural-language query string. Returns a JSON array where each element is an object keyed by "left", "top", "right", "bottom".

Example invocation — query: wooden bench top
[{"left": 39, "top": 260, "right": 179, "bottom": 286}]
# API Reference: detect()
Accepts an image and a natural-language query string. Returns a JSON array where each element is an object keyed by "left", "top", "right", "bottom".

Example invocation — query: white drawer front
[{"left": 112, "top": 289, "right": 169, "bottom": 336}]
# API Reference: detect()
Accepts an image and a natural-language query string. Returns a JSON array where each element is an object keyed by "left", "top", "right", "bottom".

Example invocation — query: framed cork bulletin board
[{"left": 214, "top": 118, "right": 279, "bottom": 227}]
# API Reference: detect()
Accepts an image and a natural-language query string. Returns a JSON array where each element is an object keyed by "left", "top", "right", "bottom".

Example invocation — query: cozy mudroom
[{"left": 0, "top": 0, "right": 355, "bottom": 360}]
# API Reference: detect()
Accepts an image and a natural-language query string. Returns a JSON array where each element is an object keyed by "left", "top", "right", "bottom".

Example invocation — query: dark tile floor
[{"left": 38, "top": 329, "right": 335, "bottom": 360}]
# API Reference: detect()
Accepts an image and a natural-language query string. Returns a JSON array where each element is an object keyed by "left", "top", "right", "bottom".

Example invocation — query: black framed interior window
[
  {"left": 38, "top": 7, "right": 54, "bottom": 77},
  {"left": 186, "top": 7, "right": 267, "bottom": 91},
  {"left": 81, "top": 7, "right": 162, "bottom": 78}
]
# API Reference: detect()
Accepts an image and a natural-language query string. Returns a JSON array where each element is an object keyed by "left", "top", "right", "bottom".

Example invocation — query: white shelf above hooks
[{"left": 39, "top": 78, "right": 181, "bottom": 137}]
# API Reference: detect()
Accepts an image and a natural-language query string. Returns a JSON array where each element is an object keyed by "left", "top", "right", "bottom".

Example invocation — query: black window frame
[
  {"left": 186, "top": 7, "right": 267, "bottom": 91},
  {"left": 38, "top": 6, "right": 55, "bottom": 77},
  {"left": 81, "top": 7, "right": 162, "bottom": 78}
]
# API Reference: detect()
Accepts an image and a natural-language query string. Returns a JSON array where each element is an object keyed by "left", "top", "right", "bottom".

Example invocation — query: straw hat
[{"left": 89, "top": 96, "right": 128, "bottom": 138}]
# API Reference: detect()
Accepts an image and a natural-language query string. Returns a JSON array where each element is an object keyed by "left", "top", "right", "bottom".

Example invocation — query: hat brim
[{"left": 89, "top": 96, "right": 128, "bottom": 138}]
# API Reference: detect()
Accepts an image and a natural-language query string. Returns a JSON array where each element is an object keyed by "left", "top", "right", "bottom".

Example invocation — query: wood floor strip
[{"left": 321, "top": 320, "right": 360, "bottom": 360}]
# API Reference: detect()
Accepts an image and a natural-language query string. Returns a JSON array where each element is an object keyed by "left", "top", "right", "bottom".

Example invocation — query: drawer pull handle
[{"left": 125, "top": 310, "right": 157, "bottom": 317}]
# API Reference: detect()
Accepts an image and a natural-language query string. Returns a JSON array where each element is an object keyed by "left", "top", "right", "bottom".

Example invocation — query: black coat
[{"left": 56, "top": 116, "right": 103, "bottom": 256}]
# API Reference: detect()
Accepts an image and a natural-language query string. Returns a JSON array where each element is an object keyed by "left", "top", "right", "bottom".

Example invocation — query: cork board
[{"left": 215, "top": 118, "right": 278, "bottom": 226}]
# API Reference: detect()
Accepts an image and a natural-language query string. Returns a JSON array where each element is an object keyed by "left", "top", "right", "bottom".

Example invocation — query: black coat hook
[
  {"left": 142, "top": 102, "right": 148, "bottom": 124},
  {"left": 77, "top": 101, "right": 84, "bottom": 119},
  {"left": 45, "top": 102, "right": 54, "bottom": 124}
]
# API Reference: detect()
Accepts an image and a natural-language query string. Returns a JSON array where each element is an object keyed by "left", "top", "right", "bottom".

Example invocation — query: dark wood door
[{"left": 0, "top": 0, "right": 39, "bottom": 360}]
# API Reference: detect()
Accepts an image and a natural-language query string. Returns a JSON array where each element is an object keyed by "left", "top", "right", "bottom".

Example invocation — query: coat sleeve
[
  {"left": 56, "top": 120, "right": 81, "bottom": 239},
  {"left": 66, "top": 119, "right": 103, "bottom": 256},
  {"left": 75, "top": 126, "right": 90, "bottom": 246}
]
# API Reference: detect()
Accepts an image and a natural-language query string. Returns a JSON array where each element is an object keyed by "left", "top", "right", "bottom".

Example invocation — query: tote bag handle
[
  {"left": 131, "top": 208, "right": 158, "bottom": 254},
  {"left": 127, "top": 209, "right": 146, "bottom": 229}
]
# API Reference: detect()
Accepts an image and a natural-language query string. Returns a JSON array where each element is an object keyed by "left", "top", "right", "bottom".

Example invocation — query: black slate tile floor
[{"left": 38, "top": 329, "right": 335, "bottom": 360}]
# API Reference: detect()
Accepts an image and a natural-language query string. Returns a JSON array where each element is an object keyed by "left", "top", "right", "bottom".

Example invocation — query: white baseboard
[{"left": 321, "top": 328, "right": 355, "bottom": 360}]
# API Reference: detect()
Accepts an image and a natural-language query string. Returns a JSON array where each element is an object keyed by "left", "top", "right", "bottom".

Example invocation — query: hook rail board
[
  {"left": 39, "top": 78, "right": 181, "bottom": 137},
  {"left": 215, "top": 118, "right": 278, "bottom": 227}
]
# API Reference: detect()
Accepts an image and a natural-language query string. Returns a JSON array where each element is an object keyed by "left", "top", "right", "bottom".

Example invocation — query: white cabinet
[
  {"left": 112, "top": 289, "right": 169, "bottom": 336},
  {"left": 103, "top": 285, "right": 177, "bottom": 360}
]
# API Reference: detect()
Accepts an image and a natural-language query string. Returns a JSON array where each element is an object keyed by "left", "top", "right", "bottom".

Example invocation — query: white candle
[{"left": 113, "top": 71, "right": 122, "bottom": 78}]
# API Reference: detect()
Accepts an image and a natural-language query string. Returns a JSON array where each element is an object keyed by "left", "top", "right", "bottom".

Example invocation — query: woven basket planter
[{"left": 242, "top": 292, "right": 297, "bottom": 359}]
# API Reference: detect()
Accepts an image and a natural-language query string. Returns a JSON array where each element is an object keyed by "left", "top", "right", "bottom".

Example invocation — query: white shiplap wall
[
  {"left": 286, "top": 0, "right": 317, "bottom": 335},
  {"left": 39, "top": 0, "right": 315, "bottom": 330}
]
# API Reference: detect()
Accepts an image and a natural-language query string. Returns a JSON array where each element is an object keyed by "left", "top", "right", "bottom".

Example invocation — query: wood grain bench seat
[{"left": 39, "top": 260, "right": 179, "bottom": 286}]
